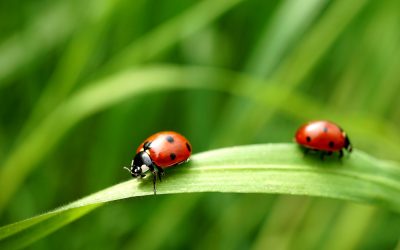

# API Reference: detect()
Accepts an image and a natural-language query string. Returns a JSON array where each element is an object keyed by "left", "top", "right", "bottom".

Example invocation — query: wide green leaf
[
  {"left": 1, "top": 143, "right": 399, "bottom": 249},
  {"left": 1, "top": 65, "right": 400, "bottom": 214}
]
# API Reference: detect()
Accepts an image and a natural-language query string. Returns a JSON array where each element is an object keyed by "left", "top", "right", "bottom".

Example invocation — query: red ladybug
[
  {"left": 125, "top": 131, "right": 192, "bottom": 194},
  {"left": 295, "top": 120, "right": 352, "bottom": 159}
]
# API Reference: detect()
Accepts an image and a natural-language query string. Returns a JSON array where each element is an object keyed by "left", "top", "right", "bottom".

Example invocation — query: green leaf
[
  {"left": 2, "top": 64, "right": 400, "bottom": 213},
  {"left": 1, "top": 143, "right": 399, "bottom": 249},
  {"left": 105, "top": 0, "right": 244, "bottom": 71}
]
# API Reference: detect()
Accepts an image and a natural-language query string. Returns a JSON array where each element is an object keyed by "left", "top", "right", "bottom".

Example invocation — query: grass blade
[
  {"left": 105, "top": 0, "right": 243, "bottom": 72},
  {"left": 1, "top": 65, "right": 400, "bottom": 213},
  {"left": 212, "top": 0, "right": 368, "bottom": 146},
  {"left": 1, "top": 143, "right": 399, "bottom": 249}
]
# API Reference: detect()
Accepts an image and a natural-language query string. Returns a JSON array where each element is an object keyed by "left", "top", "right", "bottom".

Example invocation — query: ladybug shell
[
  {"left": 295, "top": 121, "right": 347, "bottom": 152},
  {"left": 136, "top": 131, "right": 192, "bottom": 168}
]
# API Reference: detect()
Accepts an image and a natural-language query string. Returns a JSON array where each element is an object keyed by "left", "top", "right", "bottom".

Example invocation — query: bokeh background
[{"left": 1, "top": 0, "right": 400, "bottom": 249}]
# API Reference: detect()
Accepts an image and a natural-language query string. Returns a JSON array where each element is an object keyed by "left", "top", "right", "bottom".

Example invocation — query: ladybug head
[
  {"left": 344, "top": 135, "right": 352, "bottom": 152},
  {"left": 131, "top": 166, "right": 144, "bottom": 178},
  {"left": 126, "top": 151, "right": 152, "bottom": 178}
]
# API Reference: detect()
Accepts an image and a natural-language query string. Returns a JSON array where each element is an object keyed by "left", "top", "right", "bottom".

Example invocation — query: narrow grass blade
[
  {"left": 1, "top": 144, "right": 399, "bottom": 249},
  {"left": 212, "top": 0, "right": 368, "bottom": 146},
  {"left": 105, "top": 0, "right": 243, "bottom": 72},
  {"left": 1, "top": 65, "right": 400, "bottom": 213}
]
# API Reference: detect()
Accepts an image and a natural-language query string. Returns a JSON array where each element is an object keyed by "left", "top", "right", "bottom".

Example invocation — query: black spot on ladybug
[
  {"left": 166, "top": 136, "right": 174, "bottom": 143},
  {"left": 186, "top": 143, "right": 191, "bottom": 152},
  {"left": 329, "top": 141, "right": 335, "bottom": 148},
  {"left": 323, "top": 127, "right": 328, "bottom": 133},
  {"left": 170, "top": 153, "right": 176, "bottom": 160},
  {"left": 306, "top": 136, "right": 311, "bottom": 142},
  {"left": 143, "top": 141, "right": 151, "bottom": 149}
]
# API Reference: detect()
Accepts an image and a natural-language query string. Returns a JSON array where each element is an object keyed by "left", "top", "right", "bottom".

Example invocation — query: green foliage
[
  {"left": 1, "top": 144, "right": 399, "bottom": 249},
  {"left": 1, "top": 0, "right": 400, "bottom": 249}
]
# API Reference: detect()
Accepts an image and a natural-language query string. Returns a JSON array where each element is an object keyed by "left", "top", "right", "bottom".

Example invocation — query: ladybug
[
  {"left": 295, "top": 120, "right": 352, "bottom": 159},
  {"left": 125, "top": 131, "right": 192, "bottom": 194}
]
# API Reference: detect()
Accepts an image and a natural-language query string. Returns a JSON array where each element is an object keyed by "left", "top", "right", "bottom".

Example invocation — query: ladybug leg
[
  {"left": 339, "top": 149, "right": 343, "bottom": 159},
  {"left": 320, "top": 151, "right": 325, "bottom": 160},
  {"left": 158, "top": 173, "right": 162, "bottom": 183},
  {"left": 156, "top": 166, "right": 164, "bottom": 182},
  {"left": 150, "top": 165, "right": 164, "bottom": 194},
  {"left": 147, "top": 164, "right": 158, "bottom": 195},
  {"left": 301, "top": 147, "right": 310, "bottom": 158},
  {"left": 152, "top": 171, "right": 157, "bottom": 195}
]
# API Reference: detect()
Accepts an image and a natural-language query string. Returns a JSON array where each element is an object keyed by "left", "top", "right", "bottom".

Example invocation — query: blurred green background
[{"left": 1, "top": 0, "right": 400, "bottom": 249}]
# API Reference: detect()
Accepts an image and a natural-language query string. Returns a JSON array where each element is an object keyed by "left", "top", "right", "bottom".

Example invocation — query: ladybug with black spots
[
  {"left": 125, "top": 131, "right": 192, "bottom": 194},
  {"left": 295, "top": 120, "right": 352, "bottom": 159}
]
